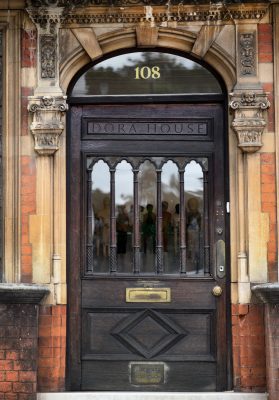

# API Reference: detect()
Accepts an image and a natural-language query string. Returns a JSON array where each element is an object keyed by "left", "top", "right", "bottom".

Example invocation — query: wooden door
[{"left": 68, "top": 101, "right": 229, "bottom": 391}]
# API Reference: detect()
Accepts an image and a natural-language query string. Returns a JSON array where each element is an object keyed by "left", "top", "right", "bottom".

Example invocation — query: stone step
[{"left": 37, "top": 392, "right": 268, "bottom": 400}]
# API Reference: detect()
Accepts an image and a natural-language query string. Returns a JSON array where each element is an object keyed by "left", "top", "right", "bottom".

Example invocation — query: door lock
[{"left": 216, "top": 239, "right": 226, "bottom": 278}]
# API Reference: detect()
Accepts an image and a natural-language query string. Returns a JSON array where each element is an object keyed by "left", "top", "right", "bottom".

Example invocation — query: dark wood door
[{"left": 68, "top": 102, "right": 229, "bottom": 391}]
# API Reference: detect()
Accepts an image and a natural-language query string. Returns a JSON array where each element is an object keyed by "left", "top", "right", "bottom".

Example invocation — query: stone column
[
  {"left": 28, "top": 96, "right": 68, "bottom": 300},
  {"left": 26, "top": 1, "right": 68, "bottom": 303},
  {"left": 229, "top": 92, "right": 270, "bottom": 303},
  {"left": 252, "top": 284, "right": 279, "bottom": 400}
]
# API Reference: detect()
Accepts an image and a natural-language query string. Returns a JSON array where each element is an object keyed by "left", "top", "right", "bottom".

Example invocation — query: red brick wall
[
  {"left": 265, "top": 304, "right": 279, "bottom": 400},
  {"left": 263, "top": 82, "right": 275, "bottom": 133},
  {"left": 0, "top": 304, "right": 38, "bottom": 399},
  {"left": 258, "top": 24, "right": 273, "bottom": 63},
  {"left": 232, "top": 304, "right": 266, "bottom": 392},
  {"left": 258, "top": 22, "right": 277, "bottom": 283},
  {"left": 261, "top": 153, "right": 278, "bottom": 282},
  {"left": 38, "top": 306, "right": 66, "bottom": 392},
  {"left": 21, "top": 29, "right": 37, "bottom": 69}
]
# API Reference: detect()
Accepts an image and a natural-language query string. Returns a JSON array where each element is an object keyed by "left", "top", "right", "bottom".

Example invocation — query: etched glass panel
[
  {"left": 139, "top": 160, "right": 157, "bottom": 273},
  {"left": 115, "top": 160, "right": 133, "bottom": 272},
  {"left": 72, "top": 52, "right": 222, "bottom": 96},
  {"left": 161, "top": 161, "right": 180, "bottom": 273},
  {"left": 91, "top": 160, "right": 110, "bottom": 273},
  {"left": 184, "top": 161, "right": 204, "bottom": 275}
]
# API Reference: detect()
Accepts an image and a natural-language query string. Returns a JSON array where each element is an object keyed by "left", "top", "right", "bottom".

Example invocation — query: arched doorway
[{"left": 67, "top": 51, "right": 230, "bottom": 391}]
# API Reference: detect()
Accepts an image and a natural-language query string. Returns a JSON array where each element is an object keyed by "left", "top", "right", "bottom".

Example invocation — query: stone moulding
[
  {"left": 26, "top": 4, "right": 268, "bottom": 26},
  {"left": 252, "top": 283, "right": 279, "bottom": 304},
  {"left": 28, "top": 95, "right": 68, "bottom": 156},
  {"left": 0, "top": 283, "right": 49, "bottom": 304},
  {"left": 229, "top": 92, "right": 270, "bottom": 153}
]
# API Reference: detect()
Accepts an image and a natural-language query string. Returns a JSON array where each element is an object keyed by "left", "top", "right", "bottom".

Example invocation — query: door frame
[{"left": 66, "top": 49, "right": 231, "bottom": 391}]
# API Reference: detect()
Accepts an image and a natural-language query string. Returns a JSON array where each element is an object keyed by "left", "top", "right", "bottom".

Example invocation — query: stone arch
[{"left": 60, "top": 27, "right": 236, "bottom": 93}]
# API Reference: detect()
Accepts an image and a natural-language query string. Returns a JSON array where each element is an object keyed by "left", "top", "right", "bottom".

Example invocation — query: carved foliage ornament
[
  {"left": 229, "top": 92, "right": 270, "bottom": 153},
  {"left": 28, "top": 96, "right": 68, "bottom": 155},
  {"left": 239, "top": 32, "right": 256, "bottom": 76},
  {"left": 40, "top": 35, "right": 56, "bottom": 79}
]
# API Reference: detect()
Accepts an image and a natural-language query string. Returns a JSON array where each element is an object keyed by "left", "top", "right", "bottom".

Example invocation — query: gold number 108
[{"left": 135, "top": 66, "right": 160, "bottom": 80}]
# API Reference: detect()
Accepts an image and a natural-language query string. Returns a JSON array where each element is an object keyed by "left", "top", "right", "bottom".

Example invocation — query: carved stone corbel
[
  {"left": 28, "top": 96, "right": 68, "bottom": 156},
  {"left": 229, "top": 92, "right": 270, "bottom": 153}
]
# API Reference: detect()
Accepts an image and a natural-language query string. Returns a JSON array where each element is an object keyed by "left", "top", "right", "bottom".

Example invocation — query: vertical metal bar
[
  {"left": 204, "top": 170, "right": 210, "bottom": 275},
  {"left": 133, "top": 168, "right": 140, "bottom": 273},
  {"left": 156, "top": 169, "right": 163, "bottom": 274},
  {"left": 110, "top": 168, "right": 117, "bottom": 273},
  {"left": 86, "top": 168, "right": 94, "bottom": 273},
  {"left": 179, "top": 169, "right": 187, "bottom": 274}
]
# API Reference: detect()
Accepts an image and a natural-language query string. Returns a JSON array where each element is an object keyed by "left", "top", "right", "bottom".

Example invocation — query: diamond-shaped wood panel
[{"left": 111, "top": 309, "right": 187, "bottom": 359}]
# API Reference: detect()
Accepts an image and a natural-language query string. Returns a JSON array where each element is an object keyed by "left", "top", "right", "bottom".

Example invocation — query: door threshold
[{"left": 37, "top": 392, "right": 267, "bottom": 400}]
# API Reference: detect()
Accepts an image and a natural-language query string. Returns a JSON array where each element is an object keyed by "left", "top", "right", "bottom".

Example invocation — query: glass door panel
[
  {"left": 91, "top": 160, "right": 110, "bottom": 273},
  {"left": 162, "top": 160, "right": 180, "bottom": 274},
  {"left": 115, "top": 160, "right": 133, "bottom": 273},
  {"left": 87, "top": 156, "right": 209, "bottom": 276},
  {"left": 184, "top": 161, "right": 205, "bottom": 275}
]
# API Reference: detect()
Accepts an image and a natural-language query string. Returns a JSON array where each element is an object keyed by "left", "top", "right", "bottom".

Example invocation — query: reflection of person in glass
[
  {"left": 116, "top": 205, "right": 129, "bottom": 254},
  {"left": 162, "top": 201, "right": 172, "bottom": 252},
  {"left": 173, "top": 203, "right": 180, "bottom": 255},
  {"left": 94, "top": 213, "right": 102, "bottom": 256},
  {"left": 128, "top": 205, "right": 134, "bottom": 230},
  {"left": 186, "top": 197, "right": 201, "bottom": 273},
  {"left": 142, "top": 204, "right": 156, "bottom": 253},
  {"left": 99, "top": 197, "right": 110, "bottom": 257}
]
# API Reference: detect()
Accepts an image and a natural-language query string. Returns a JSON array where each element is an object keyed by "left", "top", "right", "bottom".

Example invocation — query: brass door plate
[
  {"left": 126, "top": 287, "right": 171, "bottom": 303},
  {"left": 130, "top": 362, "right": 166, "bottom": 385}
]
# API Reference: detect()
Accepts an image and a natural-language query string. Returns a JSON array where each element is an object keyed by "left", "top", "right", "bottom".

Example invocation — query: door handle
[
  {"left": 212, "top": 286, "right": 223, "bottom": 297},
  {"left": 216, "top": 239, "right": 226, "bottom": 278}
]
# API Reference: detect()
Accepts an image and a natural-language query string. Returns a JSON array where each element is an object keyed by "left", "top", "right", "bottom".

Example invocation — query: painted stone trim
[
  {"left": 239, "top": 32, "right": 256, "bottom": 76},
  {"left": 28, "top": 96, "right": 68, "bottom": 156},
  {"left": 229, "top": 92, "right": 270, "bottom": 153}
]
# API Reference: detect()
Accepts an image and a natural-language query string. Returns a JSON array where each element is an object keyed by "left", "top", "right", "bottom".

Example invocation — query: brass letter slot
[{"left": 126, "top": 288, "right": 171, "bottom": 303}]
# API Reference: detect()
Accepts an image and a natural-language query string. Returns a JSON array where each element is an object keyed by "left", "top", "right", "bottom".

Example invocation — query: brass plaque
[
  {"left": 126, "top": 288, "right": 171, "bottom": 303},
  {"left": 130, "top": 362, "right": 165, "bottom": 385}
]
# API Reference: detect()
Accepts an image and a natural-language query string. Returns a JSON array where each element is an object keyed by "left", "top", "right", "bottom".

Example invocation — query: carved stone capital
[
  {"left": 28, "top": 96, "right": 68, "bottom": 155},
  {"left": 26, "top": 4, "right": 63, "bottom": 33},
  {"left": 229, "top": 92, "right": 270, "bottom": 153}
]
